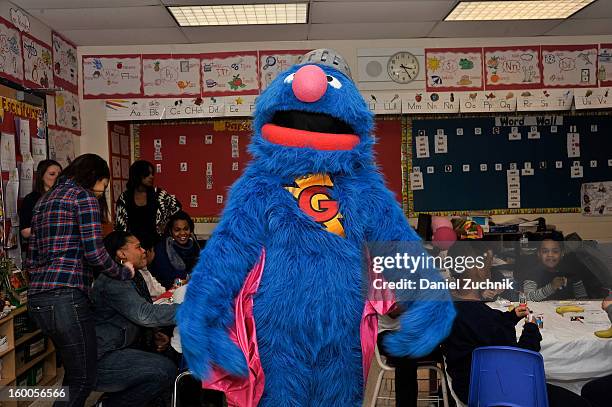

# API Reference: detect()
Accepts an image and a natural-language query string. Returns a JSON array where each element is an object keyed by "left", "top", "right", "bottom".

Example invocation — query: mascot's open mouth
[{"left": 262, "top": 110, "right": 359, "bottom": 151}]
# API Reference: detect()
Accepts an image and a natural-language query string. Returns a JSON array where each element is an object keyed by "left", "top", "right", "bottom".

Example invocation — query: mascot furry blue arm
[{"left": 178, "top": 49, "right": 456, "bottom": 406}]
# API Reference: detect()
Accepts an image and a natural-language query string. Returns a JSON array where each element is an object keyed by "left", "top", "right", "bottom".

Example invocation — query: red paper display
[{"left": 135, "top": 117, "right": 404, "bottom": 219}]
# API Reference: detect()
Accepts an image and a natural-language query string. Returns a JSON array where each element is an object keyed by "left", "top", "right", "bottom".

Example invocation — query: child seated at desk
[
  {"left": 149, "top": 211, "right": 200, "bottom": 289},
  {"left": 521, "top": 232, "right": 588, "bottom": 302},
  {"left": 442, "top": 239, "right": 590, "bottom": 407}
]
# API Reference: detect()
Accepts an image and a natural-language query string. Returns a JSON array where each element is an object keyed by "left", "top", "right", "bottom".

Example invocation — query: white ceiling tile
[
  {"left": 429, "top": 20, "right": 561, "bottom": 38},
  {"left": 310, "top": 0, "right": 444, "bottom": 2},
  {"left": 309, "top": 22, "right": 436, "bottom": 40},
  {"left": 182, "top": 24, "right": 309, "bottom": 43},
  {"left": 11, "top": 0, "right": 160, "bottom": 9},
  {"left": 8, "top": 0, "right": 611, "bottom": 46},
  {"left": 26, "top": 6, "right": 175, "bottom": 30},
  {"left": 545, "top": 18, "right": 612, "bottom": 35},
  {"left": 59, "top": 28, "right": 188, "bottom": 46},
  {"left": 160, "top": 0, "right": 297, "bottom": 4},
  {"left": 310, "top": 1, "right": 453, "bottom": 23}
]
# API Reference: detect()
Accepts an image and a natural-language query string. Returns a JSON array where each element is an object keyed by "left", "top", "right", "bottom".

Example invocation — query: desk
[{"left": 490, "top": 300, "right": 612, "bottom": 394}]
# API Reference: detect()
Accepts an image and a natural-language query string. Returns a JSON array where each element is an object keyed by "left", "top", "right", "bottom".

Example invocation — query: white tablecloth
[{"left": 490, "top": 300, "right": 612, "bottom": 394}]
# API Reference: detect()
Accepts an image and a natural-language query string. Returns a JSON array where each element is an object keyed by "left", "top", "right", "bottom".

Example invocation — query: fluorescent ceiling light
[
  {"left": 168, "top": 3, "right": 308, "bottom": 26},
  {"left": 445, "top": 0, "right": 595, "bottom": 21}
]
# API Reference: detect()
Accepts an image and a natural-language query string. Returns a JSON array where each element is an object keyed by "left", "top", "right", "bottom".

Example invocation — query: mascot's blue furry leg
[
  {"left": 307, "top": 343, "right": 364, "bottom": 407},
  {"left": 257, "top": 342, "right": 363, "bottom": 407},
  {"left": 256, "top": 354, "right": 310, "bottom": 407}
]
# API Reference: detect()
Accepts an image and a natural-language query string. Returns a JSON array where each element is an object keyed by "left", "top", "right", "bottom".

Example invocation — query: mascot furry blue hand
[{"left": 178, "top": 49, "right": 456, "bottom": 406}]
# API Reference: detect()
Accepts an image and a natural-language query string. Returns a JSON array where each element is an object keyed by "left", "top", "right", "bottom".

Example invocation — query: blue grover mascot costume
[{"left": 178, "top": 49, "right": 456, "bottom": 406}]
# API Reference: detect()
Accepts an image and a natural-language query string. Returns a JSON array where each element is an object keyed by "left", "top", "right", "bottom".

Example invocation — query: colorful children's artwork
[
  {"left": 0, "top": 132, "right": 16, "bottom": 171},
  {"left": 16, "top": 118, "right": 30, "bottom": 156},
  {"left": 21, "top": 34, "right": 54, "bottom": 89},
  {"left": 581, "top": 181, "right": 612, "bottom": 216},
  {"left": 48, "top": 127, "right": 75, "bottom": 169},
  {"left": 111, "top": 156, "right": 121, "bottom": 178},
  {"left": 120, "top": 134, "right": 130, "bottom": 156},
  {"left": 51, "top": 32, "right": 77, "bottom": 92},
  {"left": 143, "top": 55, "right": 200, "bottom": 96},
  {"left": 598, "top": 44, "right": 612, "bottom": 87},
  {"left": 259, "top": 50, "right": 308, "bottom": 90},
  {"left": 55, "top": 90, "right": 80, "bottom": 132},
  {"left": 112, "top": 181, "right": 122, "bottom": 205},
  {"left": 425, "top": 48, "right": 483, "bottom": 92},
  {"left": 484, "top": 46, "right": 542, "bottom": 89},
  {"left": 201, "top": 51, "right": 258, "bottom": 96},
  {"left": 31, "top": 137, "right": 47, "bottom": 167},
  {"left": 0, "top": 17, "right": 23, "bottom": 84},
  {"left": 19, "top": 153, "right": 33, "bottom": 198},
  {"left": 121, "top": 158, "right": 130, "bottom": 178},
  {"left": 541, "top": 45, "right": 598, "bottom": 88},
  {"left": 83, "top": 55, "right": 142, "bottom": 98}
]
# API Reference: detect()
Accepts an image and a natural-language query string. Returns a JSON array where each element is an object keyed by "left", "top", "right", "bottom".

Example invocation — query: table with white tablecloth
[{"left": 490, "top": 300, "right": 612, "bottom": 394}]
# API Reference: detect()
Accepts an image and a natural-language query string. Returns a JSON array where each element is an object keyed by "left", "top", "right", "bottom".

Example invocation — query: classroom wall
[
  {"left": 0, "top": 2, "right": 81, "bottom": 156},
  {"left": 77, "top": 35, "right": 612, "bottom": 241}
]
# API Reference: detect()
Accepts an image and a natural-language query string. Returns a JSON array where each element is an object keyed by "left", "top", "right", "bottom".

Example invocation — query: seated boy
[{"left": 521, "top": 232, "right": 588, "bottom": 302}]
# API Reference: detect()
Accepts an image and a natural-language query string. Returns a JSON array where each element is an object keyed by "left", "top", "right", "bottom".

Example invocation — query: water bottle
[
  {"left": 519, "top": 233, "right": 529, "bottom": 253},
  {"left": 537, "top": 314, "right": 544, "bottom": 329}
]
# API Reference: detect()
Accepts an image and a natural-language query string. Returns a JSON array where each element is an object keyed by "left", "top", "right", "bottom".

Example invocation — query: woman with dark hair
[
  {"left": 93, "top": 230, "right": 177, "bottom": 407},
  {"left": 19, "top": 159, "right": 62, "bottom": 251},
  {"left": 26, "top": 153, "right": 134, "bottom": 407},
  {"left": 149, "top": 210, "right": 200, "bottom": 289},
  {"left": 19, "top": 159, "right": 62, "bottom": 238},
  {"left": 115, "top": 160, "right": 181, "bottom": 249}
]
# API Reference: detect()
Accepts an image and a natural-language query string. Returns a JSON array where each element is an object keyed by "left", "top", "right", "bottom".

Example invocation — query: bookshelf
[{"left": 0, "top": 306, "right": 57, "bottom": 407}]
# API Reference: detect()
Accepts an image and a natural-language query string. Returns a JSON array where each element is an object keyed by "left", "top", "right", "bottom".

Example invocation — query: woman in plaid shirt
[{"left": 26, "top": 154, "right": 135, "bottom": 407}]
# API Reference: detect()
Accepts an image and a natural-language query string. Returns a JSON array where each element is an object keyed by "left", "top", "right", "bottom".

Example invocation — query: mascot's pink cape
[{"left": 202, "top": 250, "right": 396, "bottom": 407}]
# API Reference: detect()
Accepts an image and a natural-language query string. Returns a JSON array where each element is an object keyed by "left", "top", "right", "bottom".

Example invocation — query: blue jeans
[
  {"left": 28, "top": 288, "right": 97, "bottom": 407},
  {"left": 95, "top": 348, "right": 176, "bottom": 407}
]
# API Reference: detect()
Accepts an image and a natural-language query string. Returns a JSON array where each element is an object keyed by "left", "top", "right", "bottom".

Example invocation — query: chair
[
  {"left": 442, "top": 355, "right": 467, "bottom": 407},
  {"left": 468, "top": 346, "right": 549, "bottom": 407},
  {"left": 172, "top": 370, "right": 227, "bottom": 407},
  {"left": 370, "top": 345, "right": 397, "bottom": 407},
  {"left": 369, "top": 345, "right": 450, "bottom": 407}
]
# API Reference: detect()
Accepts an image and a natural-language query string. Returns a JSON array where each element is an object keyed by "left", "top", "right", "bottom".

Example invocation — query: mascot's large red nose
[{"left": 292, "top": 65, "right": 328, "bottom": 103}]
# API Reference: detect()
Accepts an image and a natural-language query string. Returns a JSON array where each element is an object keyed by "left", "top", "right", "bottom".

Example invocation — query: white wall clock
[{"left": 387, "top": 51, "right": 419, "bottom": 84}]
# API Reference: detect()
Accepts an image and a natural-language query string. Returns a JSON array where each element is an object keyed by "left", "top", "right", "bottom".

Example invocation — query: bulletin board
[
  {"left": 134, "top": 119, "right": 253, "bottom": 222},
  {"left": 408, "top": 112, "right": 612, "bottom": 215},
  {"left": 0, "top": 96, "right": 45, "bottom": 249},
  {"left": 108, "top": 122, "right": 131, "bottom": 219},
  {"left": 134, "top": 116, "right": 407, "bottom": 221}
]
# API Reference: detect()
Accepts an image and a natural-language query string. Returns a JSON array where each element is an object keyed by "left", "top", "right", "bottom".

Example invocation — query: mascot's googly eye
[
  {"left": 284, "top": 73, "right": 295, "bottom": 84},
  {"left": 326, "top": 75, "right": 342, "bottom": 89}
]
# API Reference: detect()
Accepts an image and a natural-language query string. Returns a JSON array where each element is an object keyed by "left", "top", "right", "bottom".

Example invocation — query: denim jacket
[{"left": 92, "top": 272, "right": 178, "bottom": 359}]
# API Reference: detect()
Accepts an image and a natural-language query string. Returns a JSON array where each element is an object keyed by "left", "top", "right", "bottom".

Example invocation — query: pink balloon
[
  {"left": 432, "top": 226, "right": 457, "bottom": 250},
  {"left": 431, "top": 216, "right": 453, "bottom": 233}
]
